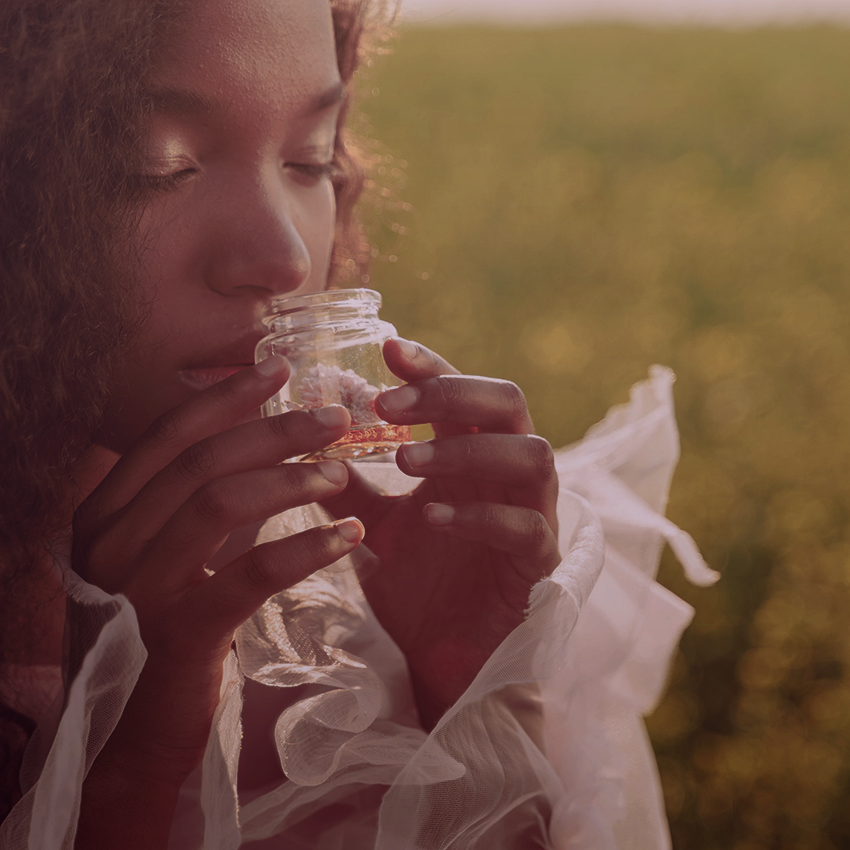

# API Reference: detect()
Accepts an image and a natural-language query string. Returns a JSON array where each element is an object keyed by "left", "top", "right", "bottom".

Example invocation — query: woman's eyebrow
[
  {"left": 149, "top": 87, "right": 219, "bottom": 116},
  {"left": 302, "top": 81, "right": 347, "bottom": 117},
  {"left": 147, "top": 82, "right": 347, "bottom": 118}
]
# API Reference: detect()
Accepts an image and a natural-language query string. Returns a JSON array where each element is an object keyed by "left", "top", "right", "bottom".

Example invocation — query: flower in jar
[{"left": 297, "top": 363, "right": 380, "bottom": 426}]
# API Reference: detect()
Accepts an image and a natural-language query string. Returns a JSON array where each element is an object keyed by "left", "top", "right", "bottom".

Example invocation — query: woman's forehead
[{"left": 151, "top": 0, "right": 340, "bottom": 106}]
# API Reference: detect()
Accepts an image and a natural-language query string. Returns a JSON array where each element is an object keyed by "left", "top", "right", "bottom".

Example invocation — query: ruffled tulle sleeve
[{"left": 1, "top": 366, "right": 717, "bottom": 850}]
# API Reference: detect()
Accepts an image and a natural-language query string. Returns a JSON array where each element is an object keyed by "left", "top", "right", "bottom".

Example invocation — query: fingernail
[
  {"left": 311, "top": 405, "right": 350, "bottom": 429},
  {"left": 380, "top": 384, "right": 419, "bottom": 415},
  {"left": 393, "top": 338, "right": 418, "bottom": 360},
  {"left": 425, "top": 503, "right": 455, "bottom": 526},
  {"left": 401, "top": 441, "right": 434, "bottom": 468},
  {"left": 255, "top": 355, "right": 286, "bottom": 377},
  {"left": 334, "top": 517, "right": 364, "bottom": 544},
  {"left": 316, "top": 461, "right": 348, "bottom": 486}
]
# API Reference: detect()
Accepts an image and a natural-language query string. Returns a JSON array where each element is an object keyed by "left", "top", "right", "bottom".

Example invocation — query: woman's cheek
[{"left": 299, "top": 180, "right": 337, "bottom": 288}]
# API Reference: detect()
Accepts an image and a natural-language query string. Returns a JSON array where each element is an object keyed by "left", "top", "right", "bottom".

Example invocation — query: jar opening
[{"left": 262, "top": 288, "right": 382, "bottom": 326}]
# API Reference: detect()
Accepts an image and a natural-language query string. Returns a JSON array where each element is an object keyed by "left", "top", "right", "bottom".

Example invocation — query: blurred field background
[{"left": 357, "top": 24, "right": 850, "bottom": 850}]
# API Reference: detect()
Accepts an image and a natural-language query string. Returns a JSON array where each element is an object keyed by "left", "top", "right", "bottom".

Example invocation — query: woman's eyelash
[
  {"left": 135, "top": 168, "right": 196, "bottom": 192},
  {"left": 134, "top": 160, "right": 339, "bottom": 192},
  {"left": 288, "top": 161, "right": 340, "bottom": 180}
]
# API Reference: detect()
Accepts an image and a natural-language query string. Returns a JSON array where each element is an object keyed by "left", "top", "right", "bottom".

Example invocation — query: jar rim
[{"left": 263, "top": 288, "right": 382, "bottom": 322}]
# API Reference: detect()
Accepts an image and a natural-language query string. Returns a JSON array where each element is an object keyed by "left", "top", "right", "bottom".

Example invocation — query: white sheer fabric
[{"left": 1, "top": 366, "right": 718, "bottom": 849}]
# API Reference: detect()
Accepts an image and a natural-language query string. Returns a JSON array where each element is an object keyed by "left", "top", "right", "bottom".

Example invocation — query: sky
[{"left": 401, "top": 0, "right": 850, "bottom": 25}]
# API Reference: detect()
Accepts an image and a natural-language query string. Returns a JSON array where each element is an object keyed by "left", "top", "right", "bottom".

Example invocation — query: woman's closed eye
[
  {"left": 144, "top": 169, "right": 197, "bottom": 190},
  {"left": 136, "top": 158, "right": 198, "bottom": 192},
  {"left": 285, "top": 148, "right": 340, "bottom": 185}
]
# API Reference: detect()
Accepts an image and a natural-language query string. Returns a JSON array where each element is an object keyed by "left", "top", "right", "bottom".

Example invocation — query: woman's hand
[
  {"left": 72, "top": 357, "right": 363, "bottom": 844},
  {"left": 322, "top": 340, "right": 561, "bottom": 728}
]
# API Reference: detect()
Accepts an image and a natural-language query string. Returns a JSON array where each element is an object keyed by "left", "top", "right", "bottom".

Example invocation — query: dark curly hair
[{"left": 0, "top": 0, "right": 388, "bottom": 820}]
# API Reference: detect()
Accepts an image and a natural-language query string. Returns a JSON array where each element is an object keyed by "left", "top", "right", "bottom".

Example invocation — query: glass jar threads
[{"left": 255, "top": 289, "right": 411, "bottom": 460}]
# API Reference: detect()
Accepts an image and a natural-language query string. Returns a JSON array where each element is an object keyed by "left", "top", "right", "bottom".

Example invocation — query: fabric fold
[{"left": 1, "top": 366, "right": 716, "bottom": 850}]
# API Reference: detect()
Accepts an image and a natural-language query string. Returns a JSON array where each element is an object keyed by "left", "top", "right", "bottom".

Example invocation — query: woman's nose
[{"left": 204, "top": 183, "right": 313, "bottom": 298}]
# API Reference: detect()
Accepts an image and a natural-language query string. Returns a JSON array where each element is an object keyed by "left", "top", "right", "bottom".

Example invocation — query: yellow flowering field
[{"left": 363, "top": 23, "right": 850, "bottom": 850}]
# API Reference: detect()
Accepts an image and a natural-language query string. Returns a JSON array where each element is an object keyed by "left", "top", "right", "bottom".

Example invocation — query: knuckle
[
  {"left": 302, "top": 523, "right": 352, "bottom": 569},
  {"left": 478, "top": 502, "right": 502, "bottom": 529},
  {"left": 178, "top": 439, "right": 217, "bottom": 480},
  {"left": 265, "top": 409, "right": 299, "bottom": 442},
  {"left": 526, "top": 511, "right": 552, "bottom": 554},
  {"left": 239, "top": 547, "right": 276, "bottom": 594},
  {"left": 145, "top": 408, "right": 184, "bottom": 448},
  {"left": 304, "top": 526, "right": 339, "bottom": 563},
  {"left": 502, "top": 380, "right": 528, "bottom": 419},
  {"left": 205, "top": 375, "right": 245, "bottom": 411},
  {"left": 433, "top": 375, "right": 465, "bottom": 409},
  {"left": 192, "top": 481, "right": 232, "bottom": 525},
  {"left": 266, "top": 464, "right": 311, "bottom": 506},
  {"left": 290, "top": 463, "right": 322, "bottom": 495}
]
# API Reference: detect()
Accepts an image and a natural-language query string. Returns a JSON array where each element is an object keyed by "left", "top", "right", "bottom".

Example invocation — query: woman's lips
[{"left": 178, "top": 365, "right": 249, "bottom": 391}]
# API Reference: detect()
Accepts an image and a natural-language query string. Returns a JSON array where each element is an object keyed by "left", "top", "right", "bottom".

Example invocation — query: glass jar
[{"left": 255, "top": 288, "right": 411, "bottom": 460}]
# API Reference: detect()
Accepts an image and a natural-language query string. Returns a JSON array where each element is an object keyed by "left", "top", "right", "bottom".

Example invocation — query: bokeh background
[{"left": 355, "top": 18, "right": 850, "bottom": 850}]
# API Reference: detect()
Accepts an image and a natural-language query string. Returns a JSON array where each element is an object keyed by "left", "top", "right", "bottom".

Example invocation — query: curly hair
[{"left": 0, "top": 0, "right": 388, "bottom": 819}]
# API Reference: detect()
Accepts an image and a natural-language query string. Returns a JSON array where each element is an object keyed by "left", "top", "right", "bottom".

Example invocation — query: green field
[{"left": 361, "top": 24, "right": 850, "bottom": 850}]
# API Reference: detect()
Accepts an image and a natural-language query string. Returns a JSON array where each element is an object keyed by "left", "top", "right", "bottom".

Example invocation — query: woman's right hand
[{"left": 72, "top": 356, "right": 361, "bottom": 794}]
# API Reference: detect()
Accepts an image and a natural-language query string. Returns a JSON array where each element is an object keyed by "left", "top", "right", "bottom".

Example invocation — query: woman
[{"left": 0, "top": 0, "right": 716, "bottom": 846}]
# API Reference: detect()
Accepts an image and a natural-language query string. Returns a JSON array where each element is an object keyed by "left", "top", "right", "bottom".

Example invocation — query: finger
[
  {"left": 80, "top": 357, "right": 291, "bottom": 527},
  {"left": 382, "top": 337, "right": 459, "bottom": 382},
  {"left": 423, "top": 502, "right": 561, "bottom": 580},
  {"left": 397, "top": 434, "right": 555, "bottom": 489},
  {"left": 379, "top": 339, "right": 471, "bottom": 438},
  {"left": 189, "top": 518, "right": 365, "bottom": 638},
  {"left": 377, "top": 374, "right": 534, "bottom": 435},
  {"left": 141, "top": 461, "right": 350, "bottom": 589},
  {"left": 110, "top": 406, "right": 350, "bottom": 547},
  {"left": 396, "top": 434, "right": 558, "bottom": 525}
]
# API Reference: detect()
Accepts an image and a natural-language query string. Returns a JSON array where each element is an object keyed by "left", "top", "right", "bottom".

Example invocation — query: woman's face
[{"left": 99, "top": 0, "right": 343, "bottom": 453}]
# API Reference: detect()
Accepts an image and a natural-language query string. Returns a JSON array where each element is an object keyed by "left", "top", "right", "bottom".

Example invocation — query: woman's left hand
[{"left": 322, "top": 338, "right": 561, "bottom": 727}]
